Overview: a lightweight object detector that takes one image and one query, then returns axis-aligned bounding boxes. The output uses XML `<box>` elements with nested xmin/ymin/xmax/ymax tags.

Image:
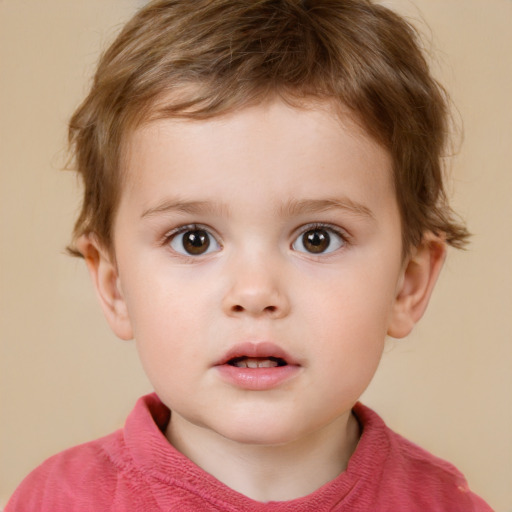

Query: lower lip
<box><xmin>215</xmin><ymin>364</ymin><xmax>301</xmax><ymax>391</ymax></box>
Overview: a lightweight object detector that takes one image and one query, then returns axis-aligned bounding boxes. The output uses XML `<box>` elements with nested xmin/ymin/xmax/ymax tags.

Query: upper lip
<box><xmin>215</xmin><ymin>342</ymin><xmax>299</xmax><ymax>366</ymax></box>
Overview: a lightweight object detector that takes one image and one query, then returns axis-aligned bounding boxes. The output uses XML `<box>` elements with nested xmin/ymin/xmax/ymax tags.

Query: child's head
<box><xmin>68</xmin><ymin>0</ymin><xmax>468</xmax><ymax>259</ymax></box>
<box><xmin>70</xmin><ymin>0</ymin><xmax>467</xmax><ymax>450</ymax></box>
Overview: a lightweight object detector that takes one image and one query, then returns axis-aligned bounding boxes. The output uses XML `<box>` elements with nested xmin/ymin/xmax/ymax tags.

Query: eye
<box><xmin>168</xmin><ymin>226</ymin><xmax>221</xmax><ymax>256</ymax></box>
<box><xmin>292</xmin><ymin>226</ymin><xmax>345</xmax><ymax>254</ymax></box>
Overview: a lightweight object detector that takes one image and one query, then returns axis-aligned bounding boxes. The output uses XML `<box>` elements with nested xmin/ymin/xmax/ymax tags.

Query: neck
<box><xmin>166</xmin><ymin>411</ymin><xmax>361</xmax><ymax>502</ymax></box>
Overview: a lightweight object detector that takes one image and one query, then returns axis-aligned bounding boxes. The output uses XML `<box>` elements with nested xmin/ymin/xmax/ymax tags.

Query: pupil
<box><xmin>183</xmin><ymin>230</ymin><xmax>210</xmax><ymax>255</ymax></box>
<box><xmin>304</xmin><ymin>229</ymin><xmax>330</xmax><ymax>253</ymax></box>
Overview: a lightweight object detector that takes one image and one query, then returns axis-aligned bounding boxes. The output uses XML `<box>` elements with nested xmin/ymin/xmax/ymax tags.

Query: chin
<box><xmin>215</xmin><ymin>416</ymin><xmax>305</xmax><ymax>447</ymax></box>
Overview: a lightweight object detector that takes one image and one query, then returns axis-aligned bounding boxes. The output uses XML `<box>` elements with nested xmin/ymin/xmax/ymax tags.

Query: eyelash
<box><xmin>162</xmin><ymin>223</ymin><xmax>221</xmax><ymax>250</ymax></box>
<box><xmin>161</xmin><ymin>222</ymin><xmax>350</xmax><ymax>257</ymax></box>
<box><xmin>293</xmin><ymin>223</ymin><xmax>350</xmax><ymax>254</ymax></box>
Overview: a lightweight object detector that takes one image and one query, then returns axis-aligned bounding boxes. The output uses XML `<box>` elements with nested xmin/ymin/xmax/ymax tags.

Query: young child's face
<box><xmin>96</xmin><ymin>98</ymin><xmax>422</xmax><ymax>446</ymax></box>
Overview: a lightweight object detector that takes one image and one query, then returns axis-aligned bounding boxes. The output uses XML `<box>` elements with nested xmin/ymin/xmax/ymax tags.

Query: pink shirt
<box><xmin>6</xmin><ymin>394</ymin><xmax>492</xmax><ymax>511</ymax></box>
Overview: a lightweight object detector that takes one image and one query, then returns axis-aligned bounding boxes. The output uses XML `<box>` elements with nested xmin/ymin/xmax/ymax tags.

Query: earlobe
<box><xmin>387</xmin><ymin>234</ymin><xmax>446</xmax><ymax>339</ymax></box>
<box><xmin>76</xmin><ymin>234</ymin><xmax>133</xmax><ymax>341</ymax></box>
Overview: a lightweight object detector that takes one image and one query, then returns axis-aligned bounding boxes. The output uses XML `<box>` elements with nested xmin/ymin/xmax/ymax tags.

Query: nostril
<box><xmin>230</xmin><ymin>304</ymin><xmax>278</xmax><ymax>314</ymax></box>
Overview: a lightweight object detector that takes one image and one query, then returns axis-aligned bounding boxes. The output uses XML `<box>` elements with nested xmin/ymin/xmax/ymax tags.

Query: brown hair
<box><xmin>68</xmin><ymin>0</ymin><xmax>469</xmax><ymax>256</ymax></box>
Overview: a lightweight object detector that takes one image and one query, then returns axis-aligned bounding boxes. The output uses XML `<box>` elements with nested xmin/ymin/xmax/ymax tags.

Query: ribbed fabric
<box><xmin>6</xmin><ymin>393</ymin><xmax>492</xmax><ymax>511</ymax></box>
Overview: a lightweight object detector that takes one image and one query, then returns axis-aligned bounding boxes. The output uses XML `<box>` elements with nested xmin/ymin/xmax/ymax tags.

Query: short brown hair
<box><xmin>68</xmin><ymin>0</ymin><xmax>469</xmax><ymax>256</ymax></box>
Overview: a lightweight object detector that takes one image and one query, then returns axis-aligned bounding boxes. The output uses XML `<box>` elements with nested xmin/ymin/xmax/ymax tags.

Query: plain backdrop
<box><xmin>1</xmin><ymin>0</ymin><xmax>511</xmax><ymax>510</ymax></box>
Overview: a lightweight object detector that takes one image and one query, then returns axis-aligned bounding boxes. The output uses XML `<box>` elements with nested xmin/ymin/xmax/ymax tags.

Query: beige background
<box><xmin>1</xmin><ymin>0</ymin><xmax>510</xmax><ymax>510</ymax></box>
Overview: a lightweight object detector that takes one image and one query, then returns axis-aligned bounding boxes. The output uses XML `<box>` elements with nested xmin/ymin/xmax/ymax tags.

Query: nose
<box><xmin>222</xmin><ymin>253</ymin><xmax>290</xmax><ymax>319</ymax></box>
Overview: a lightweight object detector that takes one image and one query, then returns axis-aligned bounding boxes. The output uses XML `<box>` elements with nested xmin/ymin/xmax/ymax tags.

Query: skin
<box><xmin>79</xmin><ymin>98</ymin><xmax>445</xmax><ymax>502</ymax></box>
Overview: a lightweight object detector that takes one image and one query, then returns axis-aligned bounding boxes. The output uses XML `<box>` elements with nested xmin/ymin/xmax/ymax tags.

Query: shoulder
<box><xmin>352</xmin><ymin>403</ymin><xmax>493</xmax><ymax>511</ymax></box>
<box><xmin>5</xmin><ymin>429</ymin><xmax>126</xmax><ymax>511</ymax></box>
<box><xmin>4</xmin><ymin>394</ymin><xmax>179</xmax><ymax>512</ymax></box>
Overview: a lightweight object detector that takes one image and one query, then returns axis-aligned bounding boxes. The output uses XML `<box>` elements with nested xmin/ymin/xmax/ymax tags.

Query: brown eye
<box><xmin>183</xmin><ymin>230</ymin><xmax>210</xmax><ymax>254</ymax></box>
<box><xmin>169</xmin><ymin>227</ymin><xmax>220</xmax><ymax>256</ymax></box>
<box><xmin>303</xmin><ymin>229</ymin><xmax>330</xmax><ymax>253</ymax></box>
<box><xmin>292</xmin><ymin>226</ymin><xmax>345</xmax><ymax>254</ymax></box>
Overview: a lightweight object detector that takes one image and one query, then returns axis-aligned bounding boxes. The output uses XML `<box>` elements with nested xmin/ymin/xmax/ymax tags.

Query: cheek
<box><xmin>122</xmin><ymin>275</ymin><xmax>196</xmax><ymax>357</ymax></box>
<box><xmin>303</xmin><ymin>261</ymin><xmax>399</xmax><ymax>373</ymax></box>
<box><xmin>306</xmin><ymin>259</ymin><xmax>399</xmax><ymax>333</ymax></box>
<box><xmin>122</xmin><ymin>265</ymin><xmax>224</xmax><ymax>376</ymax></box>
<box><xmin>122</xmin><ymin>260</ymin><xmax>207</xmax><ymax>330</ymax></box>
<box><xmin>311</xmin><ymin>297</ymin><xmax>387</xmax><ymax>407</ymax></box>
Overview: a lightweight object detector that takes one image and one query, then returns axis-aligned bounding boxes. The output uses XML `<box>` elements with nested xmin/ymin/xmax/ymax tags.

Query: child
<box><xmin>5</xmin><ymin>0</ymin><xmax>493</xmax><ymax>510</ymax></box>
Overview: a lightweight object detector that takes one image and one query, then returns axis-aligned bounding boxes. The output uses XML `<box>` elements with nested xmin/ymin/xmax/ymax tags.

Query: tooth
<box><xmin>259</xmin><ymin>359</ymin><xmax>278</xmax><ymax>368</ymax></box>
<box><xmin>232</xmin><ymin>358</ymin><xmax>280</xmax><ymax>369</ymax></box>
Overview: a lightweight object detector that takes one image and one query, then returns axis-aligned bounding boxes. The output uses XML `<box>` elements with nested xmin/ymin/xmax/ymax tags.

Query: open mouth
<box><xmin>216</xmin><ymin>343</ymin><xmax>300</xmax><ymax>390</ymax></box>
<box><xmin>227</xmin><ymin>356</ymin><xmax>288</xmax><ymax>368</ymax></box>
<box><xmin>215</xmin><ymin>342</ymin><xmax>298</xmax><ymax>370</ymax></box>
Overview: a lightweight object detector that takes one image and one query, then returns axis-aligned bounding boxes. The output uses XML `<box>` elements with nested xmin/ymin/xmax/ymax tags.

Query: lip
<box><xmin>214</xmin><ymin>342</ymin><xmax>301</xmax><ymax>391</ymax></box>
<box><xmin>215</xmin><ymin>342</ymin><xmax>299</xmax><ymax>366</ymax></box>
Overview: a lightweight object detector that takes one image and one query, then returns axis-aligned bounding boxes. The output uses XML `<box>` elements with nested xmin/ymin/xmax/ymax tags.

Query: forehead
<box><xmin>123</xmin><ymin>92</ymin><xmax>385</xmax><ymax>162</ymax></box>
<box><xmin>119</xmin><ymin>97</ymin><xmax>395</xmax><ymax>217</ymax></box>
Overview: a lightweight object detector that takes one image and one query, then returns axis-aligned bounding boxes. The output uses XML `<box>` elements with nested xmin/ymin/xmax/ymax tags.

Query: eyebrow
<box><xmin>141</xmin><ymin>199</ymin><xmax>229</xmax><ymax>219</ymax></box>
<box><xmin>278</xmin><ymin>198</ymin><xmax>375</xmax><ymax>220</ymax></box>
<box><xmin>141</xmin><ymin>197</ymin><xmax>374</xmax><ymax>221</ymax></box>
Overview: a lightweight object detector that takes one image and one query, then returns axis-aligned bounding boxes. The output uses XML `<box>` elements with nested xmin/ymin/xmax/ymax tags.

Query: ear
<box><xmin>387</xmin><ymin>234</ymin><xmax>446</xmax><ymax>339</ymax></box>
<box><xmin>76</xmin><ymin>234</ymin><xmax>133</xmax><ymax>341</ymax></box>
